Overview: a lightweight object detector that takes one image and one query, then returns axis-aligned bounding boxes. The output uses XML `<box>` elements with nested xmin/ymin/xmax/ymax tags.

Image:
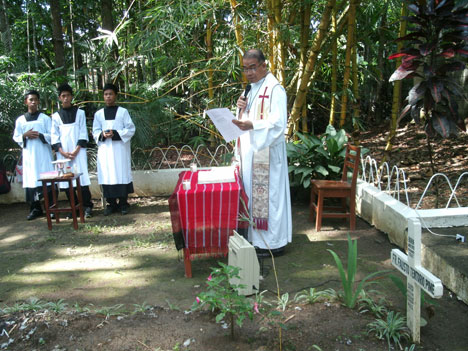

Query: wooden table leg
<box><xmin>75</xmin><ymin>178</ymin><xmax>84</xmax><ymax>223</ymax></box>
<box><xmin>50</xmin><ymin>181</ymin><xmax>59</xmax><ymax>223</ymax></box>
<box><xmin>42</xmin><ymin>181</ymin><xmax>52</xmax><ymax>230</ymax></box>
<box><xmin>183</xmin><ymin>248</ymin><xmax>192</xmax><ymax>278</ymax></box>
<box><xmin>68</xmin><ymin>180</ymin><xmax>78</xmax><ymax>230</ymax></box>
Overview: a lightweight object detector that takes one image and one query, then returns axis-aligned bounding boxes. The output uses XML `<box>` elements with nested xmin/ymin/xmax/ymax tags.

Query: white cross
<box><xmin>390</xmin><ymin>217</ymin><xmax>443</xmax><ymax>343</ymax></box>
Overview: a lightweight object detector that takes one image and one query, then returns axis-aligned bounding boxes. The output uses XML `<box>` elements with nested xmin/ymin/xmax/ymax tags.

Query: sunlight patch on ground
<box><xmin>21</xmin><ymin>256</ymin><xmax>140</xmax><ymax>273</ymax></box>
<box><xmin>0</xmin><ymin>233</ymin><xmax>28</xmax><ymax>247</ymax></box>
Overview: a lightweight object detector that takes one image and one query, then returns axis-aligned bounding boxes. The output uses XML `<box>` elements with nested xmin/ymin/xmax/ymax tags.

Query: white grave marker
<box><xmin>390</xmin><ymin>217</ymin><xmax>443</xmax><ymax>343</ymax></box>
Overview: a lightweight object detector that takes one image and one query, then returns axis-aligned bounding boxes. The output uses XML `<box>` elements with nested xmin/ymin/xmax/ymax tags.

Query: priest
<box><xmin>92</xmin><ymin>83</ymin><xmax>136</xmax><ymax>215</ymax></box>
<box><xmin>232</xmin><ymin>49</ymin><xmax>292</xmax><ymax>255</ymax></box>
<box><xmin>12</xmin><ymin>90</ymin><xmax>54</xmax><ymax>220</ymax></box>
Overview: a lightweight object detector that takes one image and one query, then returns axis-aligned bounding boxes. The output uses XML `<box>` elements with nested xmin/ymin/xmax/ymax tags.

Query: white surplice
<box><xmin>13</xmin><ymin>113</ymin><xmax>54</xmax><ymax>188</ymax></box>
<box><xmin>51</xmin><ymin>108</ymin><xmax>91</xmax><ymax>188</ymax></box>
<box><xmin>92</xmin><ymin>107</ymin><xmax>135</xmax><ymax>185</ymax></box>
<box><xmin>237</xmin><ymin>73</ymin><xmax>292</xmax><ymax>250</ymax></box>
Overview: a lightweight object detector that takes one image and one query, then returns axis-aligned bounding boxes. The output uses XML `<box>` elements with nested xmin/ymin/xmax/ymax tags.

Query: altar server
<box><xmin>92</xmin><ymin>83</ymin><xmax>135</xmax><ymax>215</ymax></box>
<box><xmin>232</xmin><ymin>49</ymin><xmax>292</xmax><ymax>255</ymax></box>
<box><xmin>51</xmin><ymin>83</ymin><xmax>93</xmax><ymax>218</ymax></box>
<box><xmin>13</xmin><ymin>90</ymin><xmax>54</xmax><ymax>220</ymax></box>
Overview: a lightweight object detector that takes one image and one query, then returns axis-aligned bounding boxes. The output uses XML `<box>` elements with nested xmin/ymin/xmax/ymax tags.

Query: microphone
<box><xmin>238</xmin><ymin>84</ymin><xmax>252</xmax><ymax>118</ymax></box>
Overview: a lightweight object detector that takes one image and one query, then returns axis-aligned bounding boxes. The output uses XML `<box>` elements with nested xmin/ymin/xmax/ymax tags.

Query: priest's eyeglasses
<box><xmin>242</xmin><ymin>65</ymin><xmax>259</xmax><ymax>73</ymax></box>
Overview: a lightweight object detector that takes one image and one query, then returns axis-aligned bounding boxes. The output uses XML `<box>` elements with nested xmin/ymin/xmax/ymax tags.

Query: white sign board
<box><xmin>391</xmin><ymin>249</ymin><xmax>443</xmax><ymax>298</ymax></box>
<box><xmin>390</xmin><ymin>217</ymin><xmax>443</xmax><ymax>343</ymax></box>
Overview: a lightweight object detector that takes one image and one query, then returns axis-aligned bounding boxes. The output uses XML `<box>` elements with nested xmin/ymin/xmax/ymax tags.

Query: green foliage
<box><xmin>388</xmin><ymin>0</ymin><xmax>468</xmax><ymax>138</ymax></box>
<box><xmin>191</xmin><ymin>262</ymin><xmax>255</xmax><ymax>339</ymax></box>
<box><xmin>277</xmin><ymin>292</ymin><xmax>290</xmax><ymax>312</ymax></box>
<box><xmin>94</xmin><ymin>304</ymin><xmax>125</xmax><ymax>318</ymax></box>
<box><xmin>327</xmin><ymin>234</ymin><xmax>387</xmax><ymax>309</ymax></box>
<box><xmin>22</xmin><ymin>297</ymin><xmax>46</xmax><ymax>311</ymax></box>
<box><xmin>294</xmin><ymin>288</ymin><xmax>334</xmax><ymax>304</ymax></box>
<box><xmin>388</xmin><ymin>274</ymin><xmax>437</xmax><ymax>326</ymax></box>
<box><xmin>72</xmin><ymin>302</ymin><xmax>91</xmax><ymax>314</ymax></box>
<box><xmin>2</xmin><ymin>302</ymin><xmax>25</xmax><ymax>314</ymax></box>
<box><xmin>357</xmin><ymin>290</ymin><xmax>388</xmax><ymax>318</ymax></box>
<box><xmin>287</xmin><ymin>125</ymin><xmax>348</xmax><ymax>188</ymax></box>
<box><xmin>46</xmin><ymin>299</ymin><xmax>68</xmax><ymax>313</ymax></box>
<box><xmin>132</xmin><ymin>301</ymin><xmax>152</xmax><ymax>314</ymax></box>
<box><xmin>367</xmin><ymin>311</ymin><xmax>410</xmax><ymax>350</ymax></box>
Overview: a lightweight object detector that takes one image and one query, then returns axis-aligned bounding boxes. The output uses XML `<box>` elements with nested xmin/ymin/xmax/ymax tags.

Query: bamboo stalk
<box><xmin>288</xmin><ymin>0</ymin><xmax>336</xmax><ymax>136</ymax></box>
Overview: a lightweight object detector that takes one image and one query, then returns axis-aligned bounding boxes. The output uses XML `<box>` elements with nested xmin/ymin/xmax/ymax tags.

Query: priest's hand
<box><xmin>24</xmin><ymin>129</ymin><xmax>39</xmax><ymax>139</ymax></box>
<box><xmin>232</xmin><ymin>119</ymin><xmax>253</xmax><ymax>131</ymax></box>
<box><xmin>236</xmin><ymin>95</ymin><xmax>248</xmax><ymax>111</ymax></box>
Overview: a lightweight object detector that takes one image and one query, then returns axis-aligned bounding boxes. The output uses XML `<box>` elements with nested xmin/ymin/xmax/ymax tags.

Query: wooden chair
<box><xmin>309</xmin><ymin>144</ymin><xmax>361</xmax><ymax>231</ymax></box>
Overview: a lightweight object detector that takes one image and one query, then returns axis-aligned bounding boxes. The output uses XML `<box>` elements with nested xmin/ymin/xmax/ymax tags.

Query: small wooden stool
<box><xmin>41</xmin><ymin>174</ymin><xmax>84</xmax><ymax>230</ymax></box>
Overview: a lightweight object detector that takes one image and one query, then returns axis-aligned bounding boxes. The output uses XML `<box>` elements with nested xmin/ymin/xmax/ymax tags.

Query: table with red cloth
<box><xmin>169</xmin><ymin>168</ymin><xmax>249</xmax><ymax>278</ymax></box>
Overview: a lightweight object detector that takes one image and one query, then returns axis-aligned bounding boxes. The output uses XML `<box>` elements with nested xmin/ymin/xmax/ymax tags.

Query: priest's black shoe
<box><xmin>255</xmin><ymin>246</ymin><xmax>285</xmax><ymax>258</ymax></box>
<box><xmin>27</xmin><ymin>209</ymin><xmax>43</xmax><ymax>220</ymax></box>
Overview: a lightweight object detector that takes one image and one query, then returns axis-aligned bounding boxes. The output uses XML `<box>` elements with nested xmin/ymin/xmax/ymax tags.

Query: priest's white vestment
<box><xmin>237</xmin><ymin>72</ymin><xmax>292</xmax><ymax>250</ymax></box>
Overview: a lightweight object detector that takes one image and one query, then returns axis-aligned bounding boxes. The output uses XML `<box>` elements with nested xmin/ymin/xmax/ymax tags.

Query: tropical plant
<box><xmin>22</xmin><ymin>297</ymin><xmax>46</xmax><ymax>311</ymax></box>
<box><xmin>132</xmin><ymin>301</ymin><xmax>152</xmax><ymax>314</ymax></box>
<box><xmin>94</xmin><ymin>304</ymin><xmax>125</xmax><ymax>319</ymax></box>
<box><xmin>277</xmin><ymin>292</ymin><xmax>290</xmax><ymax>312</ymax></box>
<box><xmin>327</xmin><ymin>234</ymin><xmax>388</xmax><ymax>308</ymax></box>
<box><xmin>287</xmin><ymin>125</ymin><xmax>349</xmax><ymax>188</ymax></box>
<box><xmin>389</xmin><ymin>274</ymin><xmax>437</xmax><ymax>326</ymax></box>
<box><xmin>294</xmin><ymin>287</ymin><xmax>334</xmax><ymax>304</ymax></box>
<box><xmin>46</xmin><ymin>299</ymin><xmax>68</xmax><ymax>313</ymax></box>
<box><xmin>367</xmin><ymin>311</ymin><xmax>410</xmax><ymax>350</ymax></box>
<box><xmin>388</xmin><ymin>0</ymin><xmax>468</xmax><ymax>138</ymax></box>
<box><xmin>358</xmin><ymin>290</ymin><xmax>389</xmax><ymax>318</ymax></box>
<box><xmin>191</xmin><ymin>262</ymin><xmax>255</xmax><ymax>339</ymax></box>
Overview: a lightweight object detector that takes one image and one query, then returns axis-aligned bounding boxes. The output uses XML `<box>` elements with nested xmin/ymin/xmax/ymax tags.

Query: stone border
<box><xmin>356</xmin><ymin>179</ymin><xmax>468</xmax><ymax>305</ymax></box>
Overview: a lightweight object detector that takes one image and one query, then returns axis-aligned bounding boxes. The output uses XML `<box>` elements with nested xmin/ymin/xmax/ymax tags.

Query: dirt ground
<box><xmin>1</xmin><ymin>123</ymin><xmax>467</xmax><ymax>351</ymax></box>
<box><xmin>0</xmin><ymin>197</ymin><xmax>467</xmax><ymax>351</ymax></box>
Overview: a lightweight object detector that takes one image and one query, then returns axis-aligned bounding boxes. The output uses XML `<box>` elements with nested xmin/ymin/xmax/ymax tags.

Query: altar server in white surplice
<box><xmin>13</xmin><ymin>90</ymin><xmax>54</xmax><ymax>220</ymax></box>
<box><xmin>51</xmin><ymin>83</ymin><xmax>93</xmax><ymax>218</ymax></box>
<box><xmin>232</xmin><ymin>49</ymin><xmax>292</xmax><ymax>255</ymax></box>
<box><xmin>92</xmin><ymin>83</ymin><xmax>135</xmax><ymax>216</ymax></box>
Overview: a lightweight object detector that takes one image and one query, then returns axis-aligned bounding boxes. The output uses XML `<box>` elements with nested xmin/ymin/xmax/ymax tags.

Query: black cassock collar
<box><xmin>104</xmin><ymin>106</ymin><xmax>119</xmax><ymax>120</ymax></box>
<box><xmin>58</xmin><ymin>106</ymin><xmax>78</xmax><ymax>124</ymax></box>
<box><xmin>25</xmin><ymin>111</ymin><xmax>40</xmax><ymax>121</ymax></box>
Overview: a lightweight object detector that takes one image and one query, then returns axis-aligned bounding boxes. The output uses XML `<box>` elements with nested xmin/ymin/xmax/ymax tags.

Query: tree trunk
<box><xmin>299</xmin><ymin>2</ymin><xmax>312</xmax><ymax>134</ymax></box>
<box><xmin>229</xmin><ymin>0</ymin><xmax>246</xmax><ymax>78</ymax></box>
<box><xmin>69</xmin><ymin>0</ymin><xmax>77</xmax><ymax>86</ymax></box>
<box><xmin>288</xmin><ymin>0</ymin><xmax>336</xmax><ymax>136</ymax></box>
<box><xmin>101</xmin><ymin>0</ymin><xmax>119</xmax><ymax>85</ymax></box>
<box><xmin>338</xmin><ymin>0</ymin><xmax>359</xmax><ymax>128</ymax></box>
<box><xmin>351</xmin><ymin>32</ymin><xmax>360</xmax><ymax>143</ymax></box>
<box><xmin>0</xmin><ymin>0</ymin><xmax>12</xmax><ymax>52</ymax></box>
<box><xmin>49</xmin><ymin>0</ymin><xmax>66</xmax><ymax>75</ymax></box>
<box><xmin>101</xmin><ymin>0</ymin><xmax>114</xmax><ymax>33</ymax></box>
<box><xmin>383</xmin><ymin>4</ymin><xmax>408</xmax><ymax>163</ymax></box>
<box><xmin>329</xmin><ymin>4</ymin><xmax>338</xmax><ymax>126</ymax></box>
<box><xmin>373</xmin><ymin>1</ymin><xmax>388</xmax><ymax>124</ymax></box>
<box><xmin>266</xmin><ymin>0</ymin><xmax>276</xmax><ymax>76</ymax></box>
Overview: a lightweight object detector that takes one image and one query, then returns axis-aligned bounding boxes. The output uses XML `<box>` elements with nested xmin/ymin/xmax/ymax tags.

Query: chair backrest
<box><xmin>341</xmin><ymin>144</ymin><xmax>361</xmax><ymax>191</ymax></box>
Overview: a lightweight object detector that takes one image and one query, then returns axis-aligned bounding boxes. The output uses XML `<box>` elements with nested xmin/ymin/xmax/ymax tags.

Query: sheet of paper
<box><xmin>205</xmin><ymin>108</ymin><xmax>247</xmax><ymax>143</ymax></box>
<box><xmin>198</xmin><ymin>166</ymin><xmax>236</xmax><ymax>184</ymax></box>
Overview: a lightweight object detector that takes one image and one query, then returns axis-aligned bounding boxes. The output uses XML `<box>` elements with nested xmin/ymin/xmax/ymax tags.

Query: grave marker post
<box><xmin>390</xmin><ymin>217</ymin><xmax>443</xmax><ymax>343</ymax></box>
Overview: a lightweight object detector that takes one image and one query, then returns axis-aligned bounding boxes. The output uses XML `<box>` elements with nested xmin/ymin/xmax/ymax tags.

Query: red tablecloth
<box><xmin>169</xmin><ymin>169</ymin><xmax>249</xmax><ymax>260</ymax></box>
